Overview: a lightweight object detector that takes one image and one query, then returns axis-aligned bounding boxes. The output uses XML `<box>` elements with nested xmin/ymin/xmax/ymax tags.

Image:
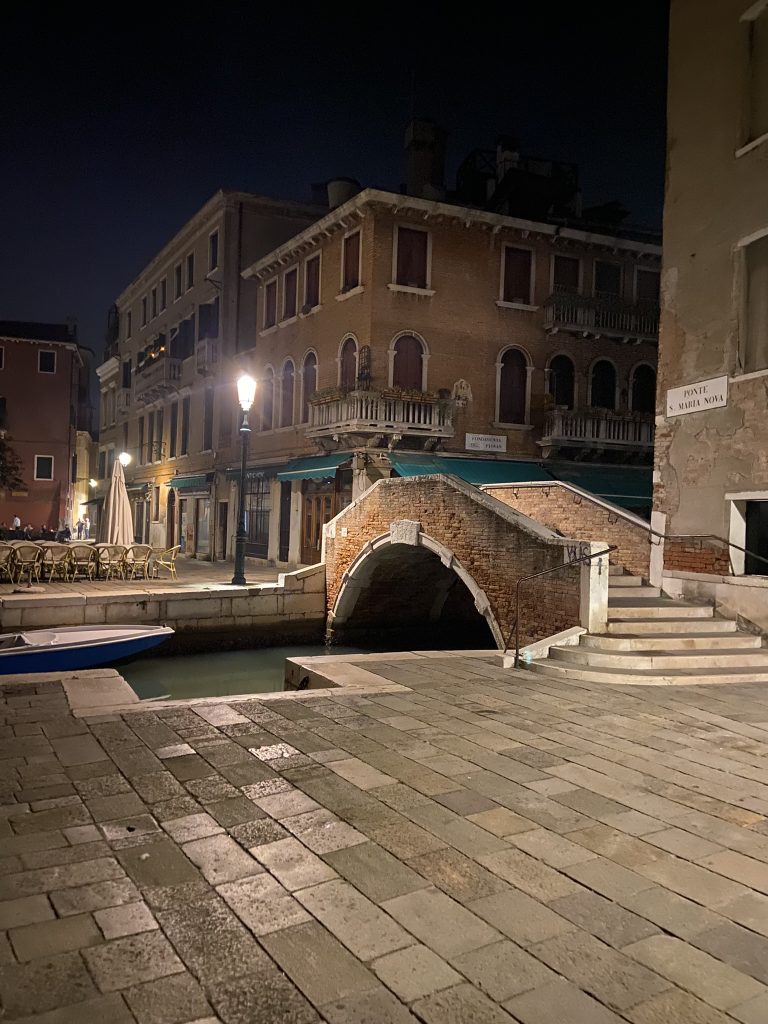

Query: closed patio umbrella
<box><xmin>100</xmin><ymin>459</ymin><xmax>133</xmax><ymax>546</ymax></box>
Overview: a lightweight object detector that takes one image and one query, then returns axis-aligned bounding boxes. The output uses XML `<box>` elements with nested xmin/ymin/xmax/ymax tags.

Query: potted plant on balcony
<box><xmin>309</xmin><ymin>386</ymin><xmax>348</xmax><ymax>405</ymax></box>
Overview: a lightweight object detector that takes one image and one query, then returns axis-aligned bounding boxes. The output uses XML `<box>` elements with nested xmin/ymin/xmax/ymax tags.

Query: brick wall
<box><xmin>484</xmin><ymin>482</ymin><xmax>651</xmax><ymax>579</ymax></box>
<box><xmin>663</xmin><ymin>540</ymin><xmax>730</xmax><ymax>576</ymax></box>
<box><xmin>324</xmin><ymin>475</ymin><xmax>581</xmax><ymax>648</ymax></box>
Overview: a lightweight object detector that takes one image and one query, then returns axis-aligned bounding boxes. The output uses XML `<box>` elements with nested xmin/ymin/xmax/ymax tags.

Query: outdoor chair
<box><xmin>12</xmin><ymin>544</ymin><xmax>42</xmax><ymax>584</ymax></box>
<box><xmin>151</xmin><ymin>544</ymin><xmax>180</xmax><ymax>580</ymax></box>
<box><xmin>125</xmin><ymin>544</ymin><xmax>153</xmax><ymax>580</ymax></box>
<box><xmin>98</xmin><ymin>545</ymin><xmax>127</xmax><ymax>580</ymax></box>
<box><xmin>70</xmin><ymin>544</ymin><xmax>98</xmax><ymax>581</ymax></box>
<box><xmin>0</xmin><ymin>545</ymin><xmax>14</xmax><ymax>584</ymax></box>
<box><xmin>41</xmin><ymin>543</ymin><xmax>72</xmax><ymax>582</ymax></box>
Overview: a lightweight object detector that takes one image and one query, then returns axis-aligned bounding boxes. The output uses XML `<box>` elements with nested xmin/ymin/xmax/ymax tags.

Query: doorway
<box><xmin>300</xmin><ymin>472</ymin><xmax>352</xmax><ymax>565</ymax></box>
<box><xmin>278</xmin><ymin>482</ymin><xmax>291</xmax><ymax>563</ymax></box>
<box><xmin>745</xmin><ymin>501</ymin><xmax>768</xmax><ymax>575</ymax></box>
<box><xmin>217</xmin><ymin>501</ymin><xmax>228</xmax><ymax>560</ymax></box>
<box><xmin>196</xmin><ymin>498</ymin><xmax>210</xmax><ymax>557</ymax></box>
<box><xmin>166</xmin><ymin>490</ymin><xmax>176</xmax><ymax>548</ymax></box>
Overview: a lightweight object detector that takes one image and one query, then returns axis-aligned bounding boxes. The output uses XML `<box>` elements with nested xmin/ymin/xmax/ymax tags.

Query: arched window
<box><xmin>261</xmin><ymin>368</ymin><xmax>274</xmax><ymax>430</ymax></box>
<box><xmin>590</xmin><ymin>360</ymin><xmax>616</xmax><ymax>410</ymax></box>
<box><xmin>340</xmin><ymin>337</ymin><xmax>357</xmax><ymax>390</ymax></box>
<box><xmin>280</xmin><ymin>360</ymin><xmax>294</xmax><ymax>427</ymax></box>
<box><xmin>301</xmin><ymin>352</ymin><xmax>317</xmax><ymax>423</ymax></box>
<box><xmin>498</xmin><ymin>348</ymin><xmax>528</xmax><ymax>424</ymax></box>
<box><xmin>631</xmin><ymin>364</ymin><xmax>656</xmax><ymax>414</ymax></box>
<box><xmin>392</xmin><ymin>334</ymin><xmax>424</xmax><ymax>390</ymax></box>
<box><xmin>548</xmin><ymin>355</ymin><xmax>575</xmax><ymax>410</ymax></box>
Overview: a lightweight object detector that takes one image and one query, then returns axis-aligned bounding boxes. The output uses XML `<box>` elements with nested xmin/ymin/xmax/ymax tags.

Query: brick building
<box><xmin>94</xmin><ymin>190</ymin><xmax>320</xmax><ymax>554</ymax></box>
<box><xmin>653</xmin><ymin>0</ymin><xmax>768</xmax><ymax>629</ymax></box>
<box><xmin>0</xmin><ymin>322</ymin><xmax>94</xmax><ymax>531</ymax></box>
<box><xmin>236</xmin><ymin>176</ymin><xmax>660</xmax><ymax>567</ymax></box>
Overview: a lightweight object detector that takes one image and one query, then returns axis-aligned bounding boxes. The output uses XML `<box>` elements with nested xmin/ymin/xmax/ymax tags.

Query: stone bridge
<box><xmin>323</xmin><ymin>475</ymin><xmax>600</xmax><ymax>651</ymax></box>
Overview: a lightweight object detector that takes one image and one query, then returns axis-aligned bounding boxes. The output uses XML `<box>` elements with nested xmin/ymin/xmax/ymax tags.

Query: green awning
<box><xmin>168</xmin><ymin>474</ymin><xmax>212</xmax><ymax>491</ymax></box>
<box><xmin>224</xmin><ymin>464</ymin><xmax>285</xmax><ymax>481</ymax></box>
<box><xmin>277</xmin><ymin>453</ymin><xmax>350</xmax><ymax>481</ymax></box>
<box><xmin>547</xmin><ymin>464</ymin><xmax>652</xmax><ymax>511</ymax></box>
<box><xmin>389</xmin><ymin>454</ymin><xmax>555</xmax><ymax>486</ymax></box>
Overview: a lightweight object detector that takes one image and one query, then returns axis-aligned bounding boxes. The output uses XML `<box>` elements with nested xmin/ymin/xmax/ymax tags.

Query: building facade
<box><xmin>237</xmin><ymin>187</ymin><xmax>660</xmax><ymax>567</ymax></box>
<box><xmin>0</xmin><ymin>321</ymin><xmax>94</xmax><ymax>531</ymax></box>
<box><xmin>653</xmin><ymin>0</ymin><xmax>768</xmax><ymax>627</ymax></box>
<box><xmin>95</xmin><ymin>190</ymin><xmax>320</xmax><ymax>553</ymax></box>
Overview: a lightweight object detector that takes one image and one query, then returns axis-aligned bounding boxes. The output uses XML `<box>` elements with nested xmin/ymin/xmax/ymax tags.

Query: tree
<box><xmin>0</xmin><ymin>436</ymin><xmax>25</xmax><ymax>491</ymax></box>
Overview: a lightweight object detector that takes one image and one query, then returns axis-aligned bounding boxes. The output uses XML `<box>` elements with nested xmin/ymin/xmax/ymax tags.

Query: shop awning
<box><xmin>547</xmin><ymin>464</ymin><xmax>652</xmax><ymax>511</ymax></box>
<box><xmin>168</xmin><ymin>474</ymin><xmax>213</xmax><ymax>491</ymax></box>
<box><xmin>277</xmin><ymin>453</ymin><xmax>350</xmax><ymax>481</ymax></box>
<box><xmin>389</xmin><ymin>454</ymin><xmax>555</xmax><ymax>486</ymax></box>
<box><xmin>81</xmin><ymin>496</ymin><xmax>104</xmax><ymax>506</ymax></box>
<box><xmin>126</xmin><ymin>484</ymin><xmax>149</xmax><ymax>496</ymax></box>
<box><xmin>225</xmin><ymin>464</ymin><xmax>285</xmax><ymax>481</ymax></box>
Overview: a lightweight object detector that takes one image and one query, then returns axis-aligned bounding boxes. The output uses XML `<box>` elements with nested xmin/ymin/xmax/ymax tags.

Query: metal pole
<box><xmin>231</xmin><ymin>413</ymin><xmax>251</xmax><ymax>586</ymax></box>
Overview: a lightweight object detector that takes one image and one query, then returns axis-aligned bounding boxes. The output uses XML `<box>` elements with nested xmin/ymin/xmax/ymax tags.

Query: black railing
<box><xmin>649</xmin><ymin>531</ymin><xmax>768</xmax><ymax>575</ymax></box>
<box><xmin>504</xmin><ymin>546</ymin><xmax>616</xmax><ymax>668</ymax></box>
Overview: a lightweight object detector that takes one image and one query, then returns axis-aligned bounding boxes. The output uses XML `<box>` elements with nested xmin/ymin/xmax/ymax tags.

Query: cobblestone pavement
<box><xmin>2</xmin><ymin>658</ymin><xmax>768</xmax><ymax>1022</ymax></box>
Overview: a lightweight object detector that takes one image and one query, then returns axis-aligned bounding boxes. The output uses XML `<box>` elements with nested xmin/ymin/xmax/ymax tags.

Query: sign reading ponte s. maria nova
<box><xmin>465</xmin><ymin>433</ymin><xmax>507</xmax><ymax>452</ymax></box>
<box><xmin>665</xmin><ymin>375</ymin><xmax>728</xmax><ymax>418</ymax></box>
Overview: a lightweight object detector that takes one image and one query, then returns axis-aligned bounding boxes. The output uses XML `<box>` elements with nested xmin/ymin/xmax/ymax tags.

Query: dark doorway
<box><xmin>217</xmin><ymin>501</ymin><xmax>228</xmax><ymax>561</ymax></box>
<box><xmin>166</xmin><ymin>489</ymin><xmax>176</xmax><ymax>547</ymax></box>
<box><xmin>745</xmin><ymin>501</ymin><xmax>768</xmax><ymax>575</ymax></box>
<box><xmin>279</xmin><ymin>482</ymin><xmax>291</xmax><ymax>563</ymax></box>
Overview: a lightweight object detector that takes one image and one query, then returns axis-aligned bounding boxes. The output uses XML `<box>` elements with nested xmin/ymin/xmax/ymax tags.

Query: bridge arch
<box><xmin>329</xmin><ymin>523</ymin><xmax>502</xmax><ymax>649</ymax></box>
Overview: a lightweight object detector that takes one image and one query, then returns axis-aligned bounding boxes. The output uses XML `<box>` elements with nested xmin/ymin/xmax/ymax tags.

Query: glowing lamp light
<box><xmin>88</xmin><ymin>479</ymin><xmax>98</xmax><ymax>488</ymax></box>
<box><xmin>237</xmin><ymin>374</ymin><xmax>257</xmax><ymax>412</ymax></box>
<box><xmin>118</xmin><ymin>451</ymin><xmax>132</xmax><ymax>467</ymax></box>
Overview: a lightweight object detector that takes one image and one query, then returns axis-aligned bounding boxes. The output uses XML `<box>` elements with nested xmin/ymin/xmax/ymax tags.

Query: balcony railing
<box><xmin>544</xmin><ymin>293</ymin><xmax>659</xmax><ymax>341</ymax></box>
<box><xmin>116</xmin><ymin>390</ymin><xmax>132</xmax><ymax>417</ymax></box>
<box><xmin>307</xmin><ymin>390</ymin><xmax>454</xmax><ymax>442</ymax></box>
<box><xmin>134</xmin><ymin>355</ymin><xmax>182</xmax><ymax>404</ymax></box>
<box><xmin>196</xmin><ymin>338</ymin><xmax>220</xmax><ymax>376</ymax></box>
<box><xmin>540</xmin><ymin>410</ymin><xmax>654</xmax><ymax>453</ymax></box>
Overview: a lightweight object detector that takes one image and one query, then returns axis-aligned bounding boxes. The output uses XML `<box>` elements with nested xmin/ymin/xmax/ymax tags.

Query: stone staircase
<box><xmin>529</xmin><ymin>564</ymin><xmax>768</xmax><ymax>685</ymax></box>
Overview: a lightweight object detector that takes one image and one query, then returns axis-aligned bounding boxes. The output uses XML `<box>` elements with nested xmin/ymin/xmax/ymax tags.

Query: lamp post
<box><xmin>232</xmin><ymin>374</ymin><xmax>257</xmax><ymax>586</ymax></box>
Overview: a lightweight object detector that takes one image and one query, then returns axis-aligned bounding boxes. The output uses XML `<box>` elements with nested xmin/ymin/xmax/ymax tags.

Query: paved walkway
<box><xmin>2</xmin><ymin>659</ymin><xmax>768</xmax><ymax>1022</ymax></box>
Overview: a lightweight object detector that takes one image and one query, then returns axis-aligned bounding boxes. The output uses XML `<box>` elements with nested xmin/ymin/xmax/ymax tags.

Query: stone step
<box><xmin>608</xmin><ymin>564</ymin><xmax>626</xmax><ymax>576</ymax></box>
<box><xmin>609</xmin><ymin>602</ymin><xmax>714</xmax><ymax>620</ymax></box>
<box><xmin>529</xmin><ymin>659</ymin><xmax>768</xmax><ymax>686</ymax></box>
<box><xmin>607</xmin><ymin>575</ymin><xmax>646</xmax><ymax>588</ymax></box>
<box><xmin>609</xmin><ymin>585</ymin><xmax>660</xmax><ymax>599</ymax></box>
<box><xmin>550</xmin><ymin>645</ymin><xmax>768</xmax><ymax>671</ymax></box>
<box><xmin>606</xmin><ymin>617</ymin><xmax>737</xmax><ymax>635</ymax></box>
<box><xmin>583</xmin><ymin>633</ymin><xmax>762</xmax><ymax>651</ymax></box>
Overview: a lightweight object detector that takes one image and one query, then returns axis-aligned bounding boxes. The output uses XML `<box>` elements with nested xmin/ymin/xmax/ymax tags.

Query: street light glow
<box><xmin>237</xmin><ymin>374</ymin><xmax>257</xmax><ymax>412</ymax></box>
<box><xmin>118</xmin><ymin>451</ymin><xmax>132</xmax><ymax>466</ymax></box>
<box><xmin>88</xmin><ymin>478</ymin><xmax>98</xmax><ymax>488</ymax></box>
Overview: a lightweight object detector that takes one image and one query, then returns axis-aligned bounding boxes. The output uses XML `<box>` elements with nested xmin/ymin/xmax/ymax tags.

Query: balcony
<box><xmin>134</xmin><ymin>355</ymin><xmax>182</xmax><ymax>404</ymax></box>
<box><xmin>307</xmin><ymin>389</ymin><xmax>454</xmax><ymax>449</ymax></box>
<box><xmin>539</xmin><ymin>410</ymin><xmax>654</xmax><ymax>461</ymax></box>
<box><xmin>116</xmin><ymin>390</ymin><xmax>132</xmax><ymax>417</ymax></box>
<box><xmin>196</xmin><ymin>337</ymin><xmax>220</xmax><ymax>377</ymax></box>
<box><xmin>543</xmin><ymin>292</ymin><xmax>659</xmax><ymax>343</ymax></box>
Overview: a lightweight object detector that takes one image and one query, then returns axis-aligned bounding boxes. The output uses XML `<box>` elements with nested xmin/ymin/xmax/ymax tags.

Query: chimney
<box><xmin>404</xmin><ymin>118</ymin><xmax>446</xmax><ymax>199</ymax></box>
<box><xmin>326</xmin><ymin>178</ymin><xmax>361</xmax><ymax>210</ymax></box>
<box><xmin>496</xmin><ymin>135</ymin><xmax>521</xmax><ymax>182</ymax></box>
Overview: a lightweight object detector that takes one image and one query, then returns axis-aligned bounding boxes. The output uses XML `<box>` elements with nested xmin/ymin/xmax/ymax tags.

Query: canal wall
<box><xmin>0</xmin><ymin>565</ymin><xmax>326</xmax><ymax>651</ymax></box>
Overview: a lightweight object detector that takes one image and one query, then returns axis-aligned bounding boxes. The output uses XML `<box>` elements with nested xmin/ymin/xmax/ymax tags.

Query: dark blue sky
<box><xmin>1</xmin><ymin>3</ymin><xmax>668</xmax><ymax>355</ymax></box>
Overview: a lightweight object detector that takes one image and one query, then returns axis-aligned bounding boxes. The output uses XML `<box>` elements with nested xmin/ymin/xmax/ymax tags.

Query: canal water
<box><xmin>120</xmin><ymin>645</ymin><xmax>370</xmax><ymax>701</ymax></box>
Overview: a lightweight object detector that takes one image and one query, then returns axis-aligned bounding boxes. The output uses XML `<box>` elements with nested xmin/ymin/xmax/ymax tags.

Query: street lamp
<box><xmin>118</xmin><ymin>451</ymin><xmax>132</xmax><ymax>467</ymax></box>
<box><xmin>232</xmin><ymin>374</ymin><xmax>257</xmax><ymax>586</ymax></box>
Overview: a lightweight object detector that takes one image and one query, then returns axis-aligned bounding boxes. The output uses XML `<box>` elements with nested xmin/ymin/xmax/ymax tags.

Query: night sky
<box><xmin>1</xmin><ymin>3</ymin><xmax>669</xmax><ymax>357</ymax></box>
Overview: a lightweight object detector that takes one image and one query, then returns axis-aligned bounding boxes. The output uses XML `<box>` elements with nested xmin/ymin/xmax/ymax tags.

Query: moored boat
<box><xmin>0</xmin><ymin>625</ymin><xmax>174</xmax><ymax>674</ymax></box>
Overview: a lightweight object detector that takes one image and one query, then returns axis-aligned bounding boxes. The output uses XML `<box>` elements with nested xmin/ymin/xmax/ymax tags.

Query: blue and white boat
<box><xmin>0</xmin><ymin>625</ymin><xmax>174</xmax><ymax>674</ymax></box>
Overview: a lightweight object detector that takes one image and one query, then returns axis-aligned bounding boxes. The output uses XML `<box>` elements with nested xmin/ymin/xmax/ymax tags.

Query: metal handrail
<box><xmin>646</xmin><ymin>530</ymin><xmax>768</xmax><ymax>575</ymax></box>
<box><xmin>504</xmin><ymin>546</ymin><xmax>616</xmax><ymax>667</ymax></box>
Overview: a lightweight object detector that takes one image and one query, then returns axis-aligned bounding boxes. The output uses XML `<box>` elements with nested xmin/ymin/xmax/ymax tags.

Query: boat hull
<box><xmin>0</xmin><ymin>629</ymin><xmax>172</xmax><ymax>675</ymax></box>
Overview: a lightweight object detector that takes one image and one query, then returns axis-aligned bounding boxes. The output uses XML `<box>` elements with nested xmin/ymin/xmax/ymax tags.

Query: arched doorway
<box><xmin>631</xmin><ymin>364</ymin><xmax>656</xmax><ymax>414</ymax></box>
<box><xmin>590</xmin><ymin>360</ymin><xmax>617</xmax><ymax>410</ymax></box>
<box><xmin>548</xmin><ymin>355</ymin><xmax>575</xmax><ymax>409</ymax></box>
<box><xmin>498</xmin><ymin>348</ymin><xmax>528</xmax><ymax>423</ymax></box>
<box><xmin>392</xmin><ymin>335</ymin><xmax>424</xmax><ymax>390</ymax></box>
<box><xmin>340</xmin><ymin>338</ymin><xmax>357</xmax><ymax>390</ymax></box>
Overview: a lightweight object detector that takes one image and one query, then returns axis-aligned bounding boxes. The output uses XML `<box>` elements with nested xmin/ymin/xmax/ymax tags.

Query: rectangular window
<box><xmin>218</xmin><ymin>398</ymin><xmax>233</xmax><ymax>448</ymax></box>
<box><xmin>552</xmin><ymin>254</ymin><xmax>580</xmax><ymax>293</ymax></box>
<box><xmin>38</xmin><ymin>350</ymin><xmax>56</xmax><ymax>373</ymax></box>
<box><xmin>123</xmin><ymin>422</ymin><xmax>128</xmax><ymax>451</ymax></box>
<box><xmin>141</xmin><ymin>296</ymin><xmax>148</xmax><ymax>326</ymax></box>
<box><xmin>747</xmin><ymin>8</ymin><xmax>768</xmax><ymax>143</ymax></box>
<box><xmin>264</xmin><ymin>279</ymin><xmax>277</xmax><ymax>328</ymax></box>
<box><xmin>156</xmin><ymin>409</ymin><xmax>164</xmax><ymax>460</ymax></box>
<box><xmin>153</xmin><ymin>486</ymin><xmax>160</xmax><ymax>522</ymax></box>
<box><xmin>244</xmin><ymin>476</ymin><xmax>271</xmax><ymax>558</ymax></box>
<box><xmin>126</xmin><ymin>312</ymin><xmax>132</xmax><ymax>339</ymax></box>
<box><xmin>744</xmin><ymin>232</ymin><xmax>768</xmax><ymax>373</ymax></box>
<box><xmin>209</xmin><ymin>231</ymin><xmax>219</xmax><ymax>271</ymax></box>
<box><xmin>502</xmin><ymin>246</ymin><xmax>533</xmax><ymax>304</ymax></box>
<box><xmin>594</xmin><ymin>260</ymin><xmax>622</xmax><ymax>298</ymax></box>
<box><xmin>186</xmin><ymin>253</ymin><xmax>194</xmax><ymax>290</ymax></box>
<box><xmin>138</xmin><ymin>417</ymin><xmax>145</xmax><ymax>464</ymax></box>
<box><xmin>283</xmin><ymin>268</ymin><xmax>298</xmax><ymax>319</ymax></box>
<box><xmin>147</xmin><ymin>411</ymin><xmax>155</xmax><ymax>463</ymax></box>
<box><xmin>151</xmin><ymin>287</ymin><xmax>158</xmax><ymax>319</ymax></box>
<box><xmin>107</xmin><ymin>449</ymin><xmax>115</xmax><ymax>476</ymax></box>
<box><xmin>169</xmin><ymin>402</ymin><xmax>178</xmax><ymax>457</ymax></box>
<box><xmin>160</xmin><ymin>278</ymin><xmax>167</xmax><ymax>311</ymax></box>
<box><xmin>395</xmin><ymin>227</ymin><xmax>429</xmax><ymax>289</ymax></box>
<box><xmin>98</xmin><ymin>450</ymin><xmax>106</xmax><ymax>480</ymax></box>
<box><xmin>34</xmin><ymin>455</ymin><xmax>53</xmax><ymax>480</ymax></box>
<box><xmin>121</xmin><ymin>359</ymin><xmax>132</xmax><ymax>389</ymax></box>
<box><xmin>181</xmin><ymin>396</ymin><xmax>190</xmax><ymax>455</ymax></box>
<box><xmin>636</xmin><ymin>268</ymin><xmax>660</xmax><ymax>303</ymax></box>
<box><xmin>203</xmin><ymin>387</ymin><xmax>214</xmax><ymax>451</ymax></box>
<box><xmin>304</xmin><ymin>255</ymin><xmax>320</xmax><ymax>309</ymax></box>
<box><xmin>342</xmin><ymin>231</ymin><xmax>361</xmax><ymax>290</ymax></box>
<box><xmin>174</xmin><ymin>263</ymin><xmax>182</xmax><ymax>299</ymax></box>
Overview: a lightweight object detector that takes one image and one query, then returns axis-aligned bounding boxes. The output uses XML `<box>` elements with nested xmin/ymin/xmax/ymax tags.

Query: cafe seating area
<box><xmin>0</xmin><ymin>541</ymin><xmax>181</xmax><ymax>584</ymax></box>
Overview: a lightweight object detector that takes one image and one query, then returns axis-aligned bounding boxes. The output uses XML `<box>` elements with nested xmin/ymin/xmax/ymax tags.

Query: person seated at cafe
<box><xmin>23</xmin><ymin>524</ymin><xmax>34</xmax><ymax>539</ymax></box>
<box><xmin>55</xmin><ymin>524</ymin><xmax>72</xmax><ymax>542</ymax></box>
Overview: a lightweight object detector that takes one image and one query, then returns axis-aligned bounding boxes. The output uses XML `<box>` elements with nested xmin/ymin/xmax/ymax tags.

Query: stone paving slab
<box><xmin>3</xmin><ymin>663</ymin><xmax>768</xmax><ymax>1021</ymax></box>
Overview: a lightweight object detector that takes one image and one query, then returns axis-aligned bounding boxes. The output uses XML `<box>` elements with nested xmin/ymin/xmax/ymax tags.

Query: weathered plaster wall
<box><xmin>655</xmin><ymin>0</ymin><xmax>768</xmax><ymax>537</ymax></box>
